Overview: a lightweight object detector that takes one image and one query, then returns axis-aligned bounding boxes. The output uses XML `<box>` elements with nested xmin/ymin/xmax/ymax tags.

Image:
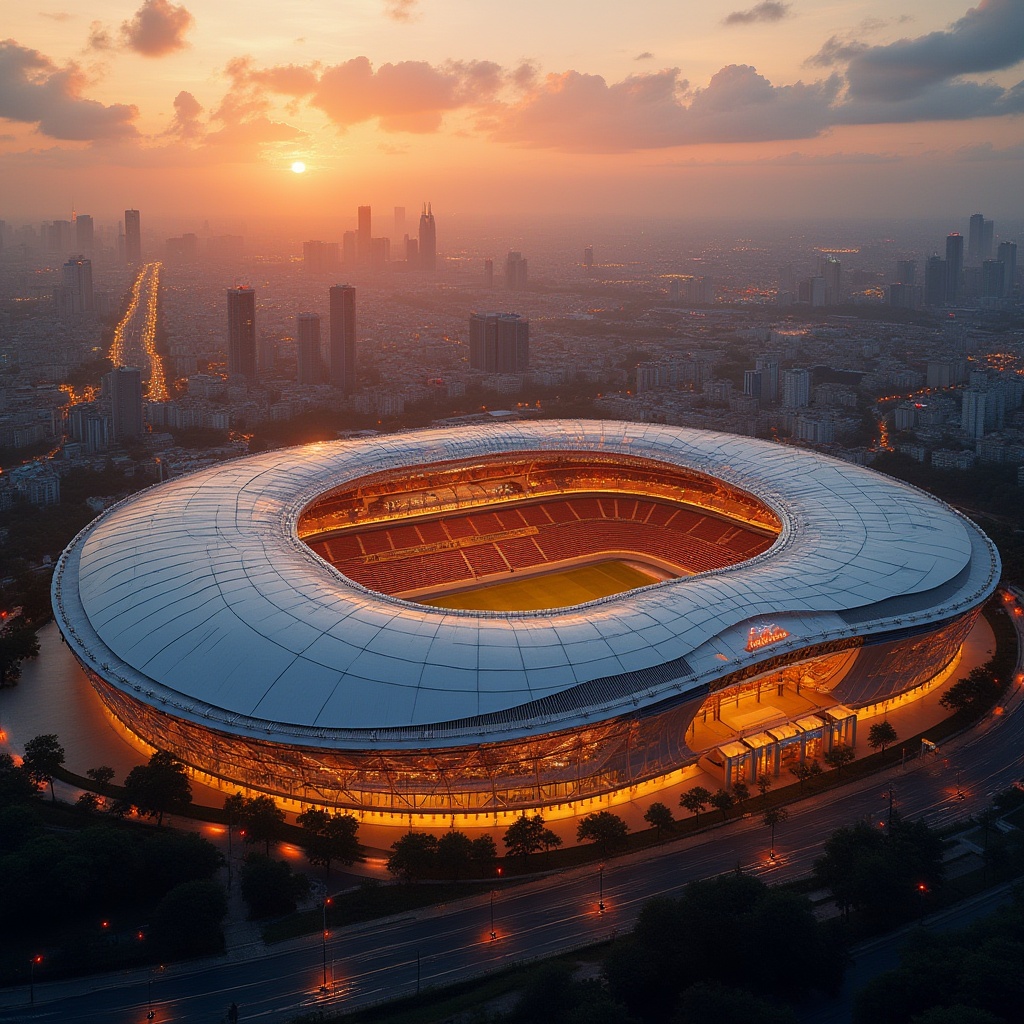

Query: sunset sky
<box><xmin>2</xmin><ymin>0</ymin><xmax>1023</xmax><ymax>228</ymax></box>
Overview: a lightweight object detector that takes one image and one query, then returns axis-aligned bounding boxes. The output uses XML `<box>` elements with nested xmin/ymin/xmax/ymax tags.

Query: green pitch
<box><xmin>421</xmin><ymin>560</ymin><xmax>661</xmax><ymax>612</ymax></box>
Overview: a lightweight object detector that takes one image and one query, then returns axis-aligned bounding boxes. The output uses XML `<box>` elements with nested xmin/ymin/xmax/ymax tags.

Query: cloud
<box><xmin>204</xmin><ymin>116</ymin><xmax>305</xmax><ymax>148</ymax></box>
<box><xmin>954</xmin><ymin>140</ymin><xmax>1024</xmax><ymax>161</ymax></box>
<box><xmin>121</xmin><ymin>0</ymin><xmax>194</xmax><ymax>57</ymax></box>
<box><xmin>723</xmin><ymin>2</ymin><xmax>791</xmax><ymax>26</ymax></box>
<box><xmin>491</xmin><ymin>64</ymin><xmax>839</xmax><ymax>151</ymax></box>
<box><xmin>635</xmin><ymin>52</ymin><xmax>654</xmax><ymax>61</ymax></box>
<box><xmin>836</xmin><ymin>76</ymin><xmax>1024</xmax><ymax>124</ymax></box>
<box><xmin>168</xmin><ymin>89</ymin><xmax>202</xmax><ymax>138</ymax></box>
<box><xmin>384</xmin><ymin>0</ymin><xmax>418</xmax><ymax>21</ymax></box>
<box><xmin>805</xmin><ymin>36</ymin><xmax>869</xmax><ymax>69</ymax></box>
<box><xmin>844</xmin><ymin>0</ymin><xmax>1024</xmax><ymax>102</ymax></box>
<box><xmin>40</xmin><ymin>11</ymin><xmax>72</xmax><ymax>21</ymax></box>
<box><xmin>0</xmin><ymin>39</ymin><xmax>138</xmax><ymax>140</ymax></box>
<box><xmin>312</xmin><ymin>56</ymin><xmax>503</xmax><ymax>132</ymax></box>
<box><xmin>87</xmin><ymin>21</ymin><xmax>115</xmax><ymax>52</ymax></box>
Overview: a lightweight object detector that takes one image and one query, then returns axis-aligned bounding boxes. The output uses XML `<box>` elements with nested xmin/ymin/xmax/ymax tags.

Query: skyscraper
<box><xmin>357</xmin><ymin>206</ymin><xmax>371</xmax><ymax>264</ymax></box>
<box><xmin>60</xmin><ymin>256</ymin><xmax>94</xmax><ymax>314</ymax></box>
<box><xmin>822</xmin><ymin>256</ymin><xmax>842</xmax><ymax>305</ymax></box>
<box><xmin>227</xmin><ymin>286</ymin><xmax>256</xmax><ymax>379</ymax></box>
<box><xmin>894</xmin><ymin>259</ymin><xmax>916</xmax><ymax>285</ymax></box>
<box><xmin>296</xmin><ymin>313</ymin><xmax>323</xmax><ymax>385</ymax></box>
<box><xmin>75</xmin><ymin>214</ymin><xmax>94</xmax><ymax>253</ymax></box>
<box><xmin>103</xmin><ymin>366</ymin><xmax>144</xmax><ymax>441</ymax></box>
<box><xmin>968</xmin><ymin>214</ymin><xmax>984</xmax><ymax>261</ymax></box>
<box><xmin>505</xmin><ymin>251</ymin><xmax>528</xmax><ymax>290</ymax></box>
<box><xmin>782</xmin><ymin>368</ymin><xmax>811</xmax><ymax>408</ymax></box>
<box><xmin>945</xmin><ymin>233</ymin><xmax>964</xmax><ymax>304</ymax></box>
<box><xmin>924</xmin><ymin>256</ymin><xmax>947</xmax><ymax>306</ymax></box>
<box><xmin>469</xmin><ymin>312</ymin><xmax>529</xmax><ymax>373</ymax></box>
<box><xmin>329</xmin><ymin>285</ymin><xmax>356</xmax><ymax>392</ymax></box>
<box><xmin>418</xmin><ymin>203</ymin><xmax>436</xmax><ymax>272</ymax></box>
<box><xmin>996</xmin><ymin>242</ymin><xmax>1016</xmax><ymax>299</ymax></box>
<box><xmin>125</xmin><ymin>209</ymin><xmax>141</xmax><ymax>265</ymax></box>
<box><xmin>755</xmin><ymin>357</ymin><xmax>779</xmax><ymax>403</ymax></box>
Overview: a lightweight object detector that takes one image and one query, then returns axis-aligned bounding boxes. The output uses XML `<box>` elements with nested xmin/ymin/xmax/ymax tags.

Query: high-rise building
<box><xmin>393</xmin><ymin>207</ymin><xmax>406</xmax><ymax>245</ymax></box>
<box><xmin>60</xmin><ymin>256</ymin><xmax>94</xmax><ymax>314</ymax></box>
<box><xmin>743</xmin><ymin>369</ymin><xmax>762</xmax><ymax>403</ymax></box>
<box><xmin>968</xmin><ymin>213</ymin><xmax>984</xmax><ymax>261</ymax></box>
<box><xmin>296</xmin><ymin>313</ymin><xmax>323</xmax><ymax>385</ymax></box>
<box><xmin>782</xmin><ymin>368</ymin><xmax>811</xmax><ymax>408</ymax></box>
<box><xmin>982</xmin><ymin>219</ymin><xmax>994</xmax><ymax>260</ymax></box>
<box><xmin>924</xmin><ymin>256</ymin><xmax>947</xmax><ymax>306</ymax></box>
<box><xmin>357</xmin><ymin>206</ymin><xmax>371</xmax><ymax>263</ymax></box>
<box><xmin>822</xmin><ymin>256</ymin><xmax>842</xmax><ymax>305</ymax></box>
<box><xmin>961</xmin><ymin>388</ymin><xmax>988</xmax><ymax>439</ymax></box>
<box><xmin>755</xmin><ymin>357</ymin><xmax>779</xmax><ymax>403</ymax></box>
<box><xmin>997</xmin><ymin>241</ymin><xmax>1017</xmax><ymax>298</ymax></box>
<box><xmin>125</xmin><ymin>209</ymin><xmax>141</xmax><ymax>265</ymax></box>
<box><xmin>583</xmin><ymin>246</ymin><xmax>594</xmax><ymax>269</ymax></box>
<box><xmin>103</xmin><ymin>366</ymin><xmax>144</xmax><ymax>441</ymax></box>
<box><xmin>468</xmin><ymin>312</ymin><xmax>529</xmax><ymax>373</ymax></box>
<box><xmin>227</xmin><ymin>286</ymin><xmax>256</xmax><ymax>379</ymax></box>
<box><xmin>505</xmin><ymin>251</ymin><xmax>528</xmax><ymax>290</ymax></box>
<box><xmin>981</xmin><ymin>260</ymin><xmax>1006</xmax><ymax>299</ymax></box>
<box><xmin>894</xmin><ymin>259</ymin><xmax>916</xmax><ymax>285</ymax></box>
<box><xmin>418</xmin><ymin>203</ymin><xmax>436</xmax><ymax>272</ymax></box>
<box><xmin>483</xmin><ymin>259</ymin><xmax>494</xmax><ymax>288</ymax></box>
<box><xmin>329</xmin><ymin>285</ymin><xmax>356</xmax><ymax>392</ymax></box>
<box><xmin>342</xmin><ymin>231</ymin><xmax>357</xmax><ymax>266</ymax></box>
<box><xmin>945</xmin><ymin>233</ymin><xmax>964</xmax><ymax>304</ymax></box>
<box><xmin>75</xmin><ymin>214</ymin><xmax>94</xmax><ymax>253</ymax></box>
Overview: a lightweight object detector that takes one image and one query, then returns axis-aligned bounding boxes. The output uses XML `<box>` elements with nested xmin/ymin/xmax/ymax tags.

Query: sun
<box><xmin>291</xmin><ymin>161</ymin><xmax>306</xmax><ymax>174</ymax></box>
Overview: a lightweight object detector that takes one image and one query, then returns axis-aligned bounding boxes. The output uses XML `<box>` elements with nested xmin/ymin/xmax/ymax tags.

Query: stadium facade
<box><xmin>52</xmin><ymin>421</ymin><xmax>1000</xmax><ymax>819</ymax></box>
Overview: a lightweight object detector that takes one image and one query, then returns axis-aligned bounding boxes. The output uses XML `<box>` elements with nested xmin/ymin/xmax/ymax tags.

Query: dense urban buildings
<box><xmin>468</xmin><ymin>311</ymin><xmax>530</xmax><ymax>373</ymax></box>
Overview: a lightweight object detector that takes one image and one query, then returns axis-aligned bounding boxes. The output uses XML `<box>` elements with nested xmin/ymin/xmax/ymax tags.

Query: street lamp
<box><xmin>598</xmin><ymin>865</ymin><xmax>605</xmax><ymax>914</ymax></box>
<box><xmin>320</xmin><ymin>897</ymin><xmax>332</xmax><ymax>993</ymax></box>
<box><xmin>489</xmin><ymin>891</ymin><xmax>496</xmax><ymax>941</ymax></box>
<box><xmin>29</xmin><ymin>955</ymin><xmax>41</xmax><ymax>1005</ymax></box>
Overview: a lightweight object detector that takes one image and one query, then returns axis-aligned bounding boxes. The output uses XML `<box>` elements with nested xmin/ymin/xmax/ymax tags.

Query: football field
<box><xmin>421</xmin><ymin>559</ymin><xmax>662</xmax><ymax>612</ymax></box>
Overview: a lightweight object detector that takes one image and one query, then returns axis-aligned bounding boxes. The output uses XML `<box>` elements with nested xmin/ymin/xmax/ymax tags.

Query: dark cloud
<box><xmin>384</xmin><ymin>0</ymin><xmax>418</xmax><ymax>21</ymax></box>
<box><xmin>836</xmin><ymin>77</ymin><xmax>1024</xmax><ymax>124</ymax></box>
<box><xmin>723</xmin><ymin>2</ymin><xmax>791</xmax><ymax>26</ymax></box>
<box><xmin>0</xmin><ymin>39</ymin><xmax>138</xmax><ymax>140</ymax></box>
<box><xmin>312</xmin><ymin>56</ymin><xmax>503</xmax><ymax>133</ymax></box>
<box><xmin>804</xmin><ymin>36</ymin><xmax>869</xmax><ymax>69</ymax></box>
<box><xmin>87</xmin><ymin>21</ymin><xmax>115</xmax><ymax>52</ymax></box>
<box><xmin>845</xmin><ymin>0</ymin><xmax>1024</xmax><ymax>101</ymax></box>
<box><xmin>121</xmin><ymin>0</ymin><xmax>194</xmax><ymax>58</ymax></box>
<box><xmin>955</xmin><ymin>140</ymin><xmax>1024</xmax><ymax>161</ymax></box>
<box><xmin>635</xmin><ymin>52</ymin><xmax>654</xmax><ymax>61</ymax></box>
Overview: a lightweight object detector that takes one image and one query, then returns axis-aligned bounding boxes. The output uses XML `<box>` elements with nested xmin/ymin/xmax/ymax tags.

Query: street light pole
<box><xmin>598</xmin><ymin>865</ymin><xmax>605</xmax><ymax>913</ymax></box>
<box><xmin>489</xmin><ymin>891</ymin><xmax>496</xmax><ymax>941</ymax></box>
<box><xmin>321</xmin><ymin>897</ymin><xmax>332</xmax><ymax>993</ymax></box>
<box><xmin>29</xmin><ymin>956</ymin><xmax>41</xmax><ymax>1005</ymax></box>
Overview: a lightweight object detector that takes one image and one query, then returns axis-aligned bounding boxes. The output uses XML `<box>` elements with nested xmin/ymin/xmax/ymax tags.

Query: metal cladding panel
<box><xmin>53</xmin><ymin>420</ymin><xmax>998</xmax><ymax>744</ymax></box>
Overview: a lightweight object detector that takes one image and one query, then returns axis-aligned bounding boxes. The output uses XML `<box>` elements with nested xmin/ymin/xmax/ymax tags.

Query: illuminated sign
<box><xmin>746</xmin><ymin>624</ymin><xmax>790</xmax><ymax>652</ymax></box>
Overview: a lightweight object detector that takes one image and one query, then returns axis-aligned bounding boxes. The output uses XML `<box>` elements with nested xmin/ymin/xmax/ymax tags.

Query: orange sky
<box><xmin>2</xmin><ymin>0</ymin><xmax>1022</xmax><ymax>225</ymax></box>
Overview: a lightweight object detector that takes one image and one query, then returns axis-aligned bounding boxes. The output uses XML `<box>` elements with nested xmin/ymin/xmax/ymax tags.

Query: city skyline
<box><xmin>1</xmin><ymin>0</ymin><xmax>1022</xmax><ymax>223</ymax></box>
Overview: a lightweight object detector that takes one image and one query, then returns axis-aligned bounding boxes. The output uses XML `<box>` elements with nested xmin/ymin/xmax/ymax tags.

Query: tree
<box><xmin>732</xmin><ymin>780</ymin><xmax>750</xmax><ymax>805</ymax></box>
<box><xmin>756</xmin><ymin>771</ymin><xmax>774</xmax><ymax>804</ymax></box>
<box><xmin>437</xmin><ymin>830</ymin><xmax>474</xmax><ymax>880</ymax></box>
<box><xmin>0</xmin><ymin>752</ymin><xmax>38</xmax><ymax>808</ymax></box>
<box><xmin>763</xmin><ymin>806</ymin><xmax>789</xmax><ymax>861</ymax></box>
<box><xmin>85</xmin><ymin>765</ymin><xmax>115</xmax><ymax>797</ymax></box>
<box><xmin>644</xmin><ymin>801</ymin><xmax>675</xmax><ymax>841</ymax></box>
<box><xmin>21</xmin><ymin>734</ymin><xmax>65</xmax><ymax>801</ymax></box>
<box><xmin>868</xmin><ymin>721</ymin><xmax>898</xmax><ymax>752</ymax></box>
<box><xmin>237</xmin><ymin>795</ymin><xmax>286</xmax><ymax>855</ymax></box>
<box><xmin>710</xmin><ymin>789</ymin><xmax>735</xmax><ymax>820</ymax></box>
<box><xmin>789</xmin><ymin>759</ymin><xmax>823</xmax><ymax>791</ymax></box>
<box><xmin>387</xmin><ymin>831</ymin><xmax>438</xmax><ymax>880</ymax></box>
<box><xmin>824</xmin><ymin>744</ymin><xmax>856</xmax><ymax>776</ymax></box>
<box><xmin>470</xmin><ymin>834</ymin><xmax>498</xmax><ymax>875</ymax></box>
<box><xmin>150</xmin><ymin>879</ymin><xmax>228</xmax><ymax>958</ymax></box>
<box><xmin>121</xmin><ymin>750</ymin><xmax>192</xmax><ymax>825</ymax></box>
<box><xmin>239</xmin><ymin>853</ymin><xmax>309</xmax><ymax>918</ymax></box>
<box><xmin>576</xmin><ymin>811</ymin><xmax>629</xmax><ymax>855</ymax></box>
<box><xmin>672</xmin><ymin>981</ymin><xmax>798</xmax><ymax>1024</ymax></box>
<box><xmin>939</xmin><ymin>668</ymin><xmax>999</xmax><ymax>715</ymax></box>
<box><xmin>503</xmin><ymin>813</ymin><xmax>549</xmax><ymax>861</ymax></box>
<box><xmin>0</xmin><ymin>627</ymin><xmax>40</xmax><ymax>686</ymax></box>
<box><xmin>297</xmin><ymin>808</ymin><xmax>362</xmax><ymax>880</ymax></box>
<box><xmin>680</xmin><ymin>785</ymin><xmax>712</xmax><ymax>824</ymax></box>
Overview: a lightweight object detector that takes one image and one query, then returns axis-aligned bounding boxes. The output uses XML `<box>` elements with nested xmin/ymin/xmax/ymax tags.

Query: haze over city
<box><xmin>2</xmin><ymin>0</ymin><xmax>1024</xmax><ymax>227</ymax></box>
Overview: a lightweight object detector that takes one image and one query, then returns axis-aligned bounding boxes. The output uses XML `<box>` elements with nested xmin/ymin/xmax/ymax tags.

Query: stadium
<box><xmin>52</xmin><ymin>420</ymin><xmax>999</xmax><ymax>822</ymax></box>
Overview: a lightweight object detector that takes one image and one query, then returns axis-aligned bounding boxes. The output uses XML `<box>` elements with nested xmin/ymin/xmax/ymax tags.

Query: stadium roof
<box><xmin>52</xmin><ymin>421</ymin><xmax>999</xmax><ymax>748</ymax></box>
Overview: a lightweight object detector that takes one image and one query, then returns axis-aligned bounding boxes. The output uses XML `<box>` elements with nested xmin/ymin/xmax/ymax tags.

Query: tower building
<box><xmin>357</xmin><ymin>206</ymin><xmax>371</xmax><ymax>264</ymax></box>
<box><xmin>469</xmin><ymin>312</ymin><xmax>529</xmax><ymax>373</ymax></box>
<box><xmin>505</xmin><ymin>251</ymin><xmax>528</xmax><ymax>290</ymax></box>
<box><xmin>60</xmin><ymin>256</ymin><xmax>94</xmax><ymax>315</ymax></box>
<box><xmin>297</xmin><ymin>313</ymin><xmax>323</xmax><ymax>386</ymax></box>
<box><xmin>103</xmin><ymin>366</ymin><xmax>144</xmax><ymax>441</ymax></box>
<box><xmin>418</xmin><ymin>203</ymin><xmax>436</xmax><ymax>272</ymax></box>
<box><xmin>125</xmin><ymin>209</ymin><xmax>141</xmax><ymax>265</ymax></box>
<box><xmin>329</xmin><ymin>285</ymin><xmax>357</xmax><ymax>392</ymax></box>
<box><xmin>227</xmin><ymin>286</ymin><xmax>256</xmax><ymax>380</ymax></box>
<box><xmin>945</xmin><ymin>233</ymin><xmax>964</xmax><ymax>304</ymax></box>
